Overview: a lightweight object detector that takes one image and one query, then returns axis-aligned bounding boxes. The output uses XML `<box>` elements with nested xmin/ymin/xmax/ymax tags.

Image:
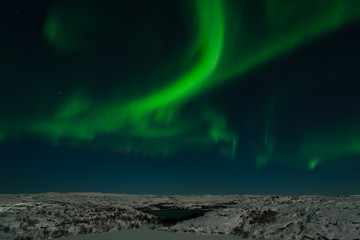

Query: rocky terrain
<box><xmin>162</xmin><ymin>195</ymin><xmax>360</xmax><ymax>239</ymax></box>
<box><xmin>0</xmin><ymin>193</ymin><xmax>359</xmax><ymax>239</ymax></box>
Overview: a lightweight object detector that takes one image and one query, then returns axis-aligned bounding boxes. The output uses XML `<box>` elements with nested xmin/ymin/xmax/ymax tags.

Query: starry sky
<box><xmin>1</xmin><ymin>0</ymin><xmax>360</xmax><ymax>195</ymax></box>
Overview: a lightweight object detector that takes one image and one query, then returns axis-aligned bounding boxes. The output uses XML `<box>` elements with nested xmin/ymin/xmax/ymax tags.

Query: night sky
<box><xmin>1</xmin><ymin>0</ymin><xmax>360</xmax><ymax>195</ymax></box>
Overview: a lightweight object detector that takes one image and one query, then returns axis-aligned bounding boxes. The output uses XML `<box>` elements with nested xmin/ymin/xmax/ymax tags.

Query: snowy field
<box><xmin>60</xmin><ymin>228</ymin><xmax>241</xmax><ymax>240</ymax></box>
<box><xmin>1</xmin><ymin>193</ymin><xmax>359</xmax><ymax>239</ymax></box>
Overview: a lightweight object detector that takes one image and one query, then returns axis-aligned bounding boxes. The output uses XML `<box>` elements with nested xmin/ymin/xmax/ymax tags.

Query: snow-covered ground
<box><xmin>0</xmin><ymin>193</ymin><xmax>359</xmax><ymax>239</ymax></box>
<box><xmin>59</xmin><ymin>228</ymin><xmax>241</xmax><ymax>240</ymax></box>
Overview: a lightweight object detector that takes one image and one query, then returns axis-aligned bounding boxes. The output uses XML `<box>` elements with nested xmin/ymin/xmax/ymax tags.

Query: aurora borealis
<box><xmin>1</xmin><ymin>0</ymin><xmax>360</xmax><ymax>194</ymax></box>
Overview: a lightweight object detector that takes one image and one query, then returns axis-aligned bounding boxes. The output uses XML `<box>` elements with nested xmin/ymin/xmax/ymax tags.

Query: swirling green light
<box><xmin>35</xmin><ymin>0</ymin><xmax>234</xmax><ymax>156</ymax></box>
<box><xmin>11</xmin><ymin>0</ymin><xmax>360</xmax><ymax>165</ymax></box>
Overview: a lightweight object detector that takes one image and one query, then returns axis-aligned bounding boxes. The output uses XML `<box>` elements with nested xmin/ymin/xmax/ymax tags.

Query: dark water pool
<box><xmin>145</xmin><ymin>209</ymin><xmax>210</xmax><ymax>219</ymax></box>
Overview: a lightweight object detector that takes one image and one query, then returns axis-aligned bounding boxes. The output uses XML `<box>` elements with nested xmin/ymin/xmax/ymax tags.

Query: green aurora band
<box><xmin>3</xmin><ymin>0</ymin><xmax>360</xmax><ymax>169</ymax></box>
<box><xmin>38</xmin><ymin>0</ymin><xmax>234</xmax><ymax>158</ymax></box>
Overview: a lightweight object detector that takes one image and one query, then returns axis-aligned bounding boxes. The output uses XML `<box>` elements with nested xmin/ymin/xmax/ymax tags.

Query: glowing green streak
<box><xmin>24</xmin><ymin>0</ymin><xmax>360</xmax><ymax>163</ymax></box>
<box><xmin>256</xmin><ymin>130</ymin><xmax>275</xmax><ymax>167</ymax></box>
<box><xmin>213</xmin><ymin>0</ymin><xmax>360</xmax><ymax>85</ymax></box>
<box><xmin>93</xmin><ymin>0</ymin><xmax>225</xmax><ymax>133</ymax></box>
<box><xmin>56</xmin><ymin>96</ymin><xmax>90</xmax><ymax>119</ymax></box>
<box><xmin>43</xmin><ymin>15</ymin><xmax>59</xmax><ymax>45</ymax></box>
<box><xmin>302</xmin><ymin>126</ymin><xmax>360</xmax><ymax>164</ymax></box>
<box><xmin>43</xmin><ymin>12</ymin><xmax>78</xmax><ymax>51</ymax></box>
<box><xmin>203</xmin><ymin>108</ymin><xmax>231</xmax><ymax>143</ymax></box>
<box><xmin>43</xmin><ymin>2</ymin><xmax>99</xmax><ymax>51</ymax></box>
<box><xmin>308</xmin><ymin>157</ymin><xmax>320</xmax><ymax>170</ymax></box>
<box><xmin>33</xmin><ymin>0</ymin><xmax>229</xmax><ymax>156</ymax></box>
<box><xmin>126</xmin><ymin>0</ymin><xmax>224</xmax><ymax>115</ymax></box>
<box><xmin>202</xmin><ymin>107</ymin><xmax>236</xmax><ymax>159</ymax></box>
<box><xmin>96</xmin><ymin>0</ymin><xmax>225</xmax><ymax>128</ymax></box>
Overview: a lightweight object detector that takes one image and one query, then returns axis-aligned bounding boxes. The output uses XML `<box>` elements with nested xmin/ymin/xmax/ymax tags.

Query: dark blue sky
<box><xmin>1</xmin><ymin>142</ymin><xmax>360</xmax><ymax>195</ymax></box>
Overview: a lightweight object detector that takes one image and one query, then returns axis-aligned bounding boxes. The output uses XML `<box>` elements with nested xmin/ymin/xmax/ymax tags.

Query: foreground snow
<box><xmin>0</xmin><ymin>193</ymin><xmax>359</xmax><ymax>239</ymax></box>
<box><xmin>60</xmin><ymin>228</ymin><xmax>241</xmax><ymax>240</ymax></box>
